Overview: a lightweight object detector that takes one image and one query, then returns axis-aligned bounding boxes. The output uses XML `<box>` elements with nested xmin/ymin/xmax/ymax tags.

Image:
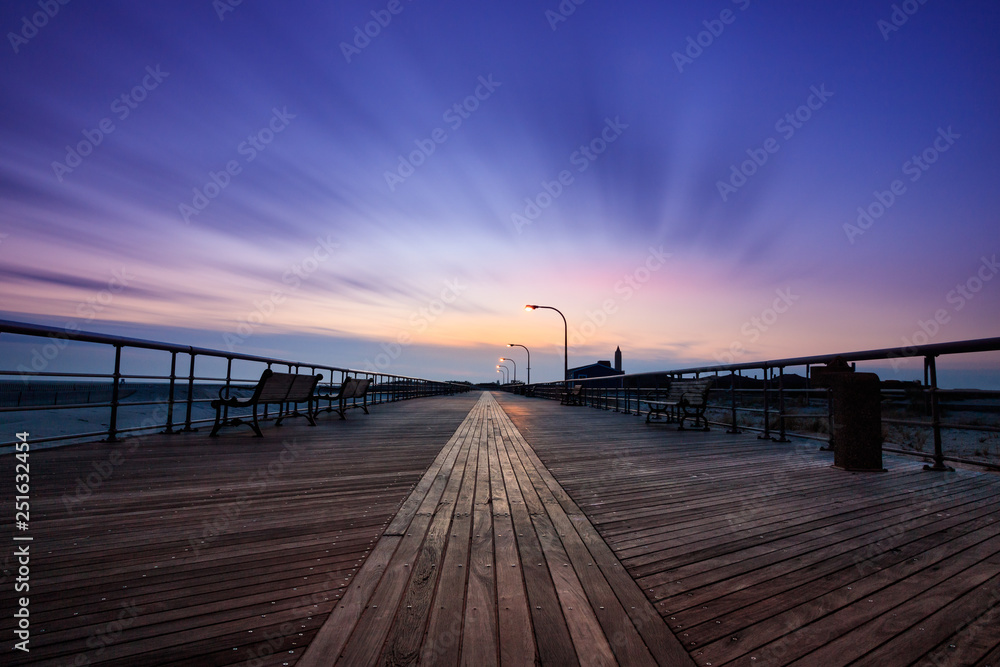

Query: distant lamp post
<box><xmin>499</xmin><ymin>357</ymin><xmax>516</xmax><ymax>383</ymax></box>
<box><xmin>495</xmin><ymin>365</ymin><xmax>508</xmax><ymax>384</ymax></box>
<box><xmin>498</xmin><ymin>361</ymin><xmax>513</xmax><ymax>382</ymax></box>
<box><xmin>525</xmin><ymin>304</ymin><xmax>568</xmax><ymax>386</ymax></box>
<box><xmin>507</xmin><ymin>343</ymin><xmax>530</xmax><ymax>385</ymax></box>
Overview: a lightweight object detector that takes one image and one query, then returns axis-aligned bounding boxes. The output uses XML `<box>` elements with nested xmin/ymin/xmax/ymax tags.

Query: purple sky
<box><xmin>1</xmin><ymin>1</ymin><xmax>998</xmax><ymax>385</ymax></box>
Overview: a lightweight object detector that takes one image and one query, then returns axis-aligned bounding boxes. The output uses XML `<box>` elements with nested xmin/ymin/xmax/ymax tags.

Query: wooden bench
<box><xmin>643</xmin><ymin>378</ymin><xmax>713</xmax><ymax>430</ymax></box>
<box><xmin>316</xmin><ymin>377</ymin><xmax>372</xmax><ymax>419</ymax></box>
<box><xmin>210</xmin><ymin>369</ymin><xmax>322</xmax><ymax>437</ymax></box>
<box><xmin>561</xmin><ymin>384</ymin><xmax>584</xmax><ymax>406</ymax></box>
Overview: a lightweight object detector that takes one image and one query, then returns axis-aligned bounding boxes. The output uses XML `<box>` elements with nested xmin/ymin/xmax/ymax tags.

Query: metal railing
<box><xmin>502</xmin><ymin>337</ymin><xmax>1000</xmax><ymax>472</ymax></box>
<box><xmin>0</xmin><ymin>319</ymin><xmax>471</xmax><ymax>449</ymax></box>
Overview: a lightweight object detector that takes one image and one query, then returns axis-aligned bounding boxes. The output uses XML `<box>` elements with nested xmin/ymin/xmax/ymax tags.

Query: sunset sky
<box><xmin>1</xmin><ymin>1</ymin><xmax>998</xmax><ymax>385</ymax></box>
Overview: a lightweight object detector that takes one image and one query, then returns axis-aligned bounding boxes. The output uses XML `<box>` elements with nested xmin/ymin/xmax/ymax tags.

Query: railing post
<box><xmin>776</xmin><ymin>366</ymin><xmax>789</xmax><ymax>442</ymax></box>
<box><xmin>923</xmin><ymin>355</ymin><xmax>954</xmax><ymax>472</ymax></box>
<box><xmin>164</xmin><ymin>351</ymin><xmax>177</xmax><ymax>434</ymax></box>
<box><xmin>805</xmin><ymin>363</ymin><xmax>811</xmax><ymax>407</ymax></box>
<box><xmin>222</xmin><ymin>357</ymin><xmax>233</xmax><ymax>424</ymax></box>
<box><xmin>923</xmin><ymin>357</ymin><xmax>932</xmax><ymax>415</ymax></box>
<box><xmin>105</xmin><ymin>344</ymin><xmax>122</xmax><ymax>442</ymax></box>
<box><xmin>263</xmin><ymin>362</ymin><xmax>273</xmax><ymax>420</ymax></box>
<box><xmin>759</xmin><ymin>366</ymin><xmax>773</xmax><ymax>441</ymax></box>
<box><xmin>182</xmin><ymin>351</ymin><xmax>197</xmax><ymax>431</ymax></box>
<box><xmin>820</xmin><ymin>374</ymin><xmax>835</xmax><ymax>451</ymax></box>
<box><xmin>727</xmin><ymin>371</ymin><xmax>741</xmax><ymax>434</ymax></box>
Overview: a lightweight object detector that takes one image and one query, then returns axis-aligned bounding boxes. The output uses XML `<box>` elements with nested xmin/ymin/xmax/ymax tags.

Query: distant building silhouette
<box><xmin>567</xmin><ymin>347</ymin><xmax>625</xmax><ymax>387</ymax></box>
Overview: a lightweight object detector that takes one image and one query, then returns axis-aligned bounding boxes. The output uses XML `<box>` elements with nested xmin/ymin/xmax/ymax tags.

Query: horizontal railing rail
<box><xmin>0</xmin><ymin>318</ymin><xmax>471</xmax><ymax>448</ymax></box>
<box><xmin>500</xmin><ymin>336</ymin><xmax>1000</xmax><ymax>472</ymax></box>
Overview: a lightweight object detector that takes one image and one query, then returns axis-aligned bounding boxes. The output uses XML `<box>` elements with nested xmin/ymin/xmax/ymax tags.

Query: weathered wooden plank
<box><xmin>488</xmin><ymin>405</ymin><xmax>577</xmax><ymax>665</ymax></box>
<box><xmin>486</xmin><ymin>401</ymin><xmax>536</xmax><ymax>666</ymax></box>
<box><xmin>384</xmin><ymin>404</ymin><xmax>479</xmax><ymax>537</ymax></box>
<box><xmin>498</xmin><ymin>410</ymin><xmax>693</xmax><ymax>667</ymax></box>
<box><xmin>461</xmin><ymin>404</ymin><xmax>499</xmax><ymax>667</ymax></box>
<box><xmin>382</xmin><ymin>422</ymin><xmax>477</xmax><ymax>666</ymax></box>
<box><xmin>295</xmin><ymin>534</ymin><xmax>402</xmax><ymax>665</ymax></box>
<box><xmin>680</xmin><ymin>502</ymin><xmax>1000</xmax><ymax>645</ymax></box>
<box><xmin>532</xmin><ymin>514</ymin><xmax>618</xmax><ymax>666</ymax></box>
<box><xmin>501</xmin><ymin>426</ymin><xmax>655</xmax><ymax>665</ymax></box>
<box><xmin>490</xmin><ymin>408</ymin><xmax>583</xmax><ymax>665</ymax></box>
<box><xmin>492</xmin><ymin>391</ymin><xmax>1000</xmax><ymax>667</ymax></box>
<box><xmin>8</xmin><ymin>385</ymin><xmax>1000</xmax><ymax>667</ymax></box>
<box><xmin>977</xmin><ymin>641</ymin><xmax>1000</xmax><ymax>667</ymax></box>
<box><xmin>692</xmin><ymin>515</ymin><xmax>1000</xmax><ymax>664</ymax></box>
<box><xmin>916</xmin><ymin>592</ymin><xmax>1000</xmax><ymax>667</ymax></box>
<box><xmin>607</xmin><ymin>475</ymin><xmax>984</xmax><ymax>561</ymax></box>
<box><xmin>422</xmin><ymin>402</ymin><xmax>484</xmax><ymax>665</ymax></box>
<box><xmin>298</xmin><ymin>397</ymin><xmax>479</xmax><ymax>667</ymax></box>
<box><xmin>783</xmin><ymin>550</ymin><xmax>1000</xmax><ymax>666</ymax></box>
<box><xmin>851</xmin><ymin>572</ymin><xmax>1000</xmax><ymax>667</ymax></box>
<box><xmin>333</xmin><ymin>407</ymin><xmax>478</xmax><ymax>666</ymax></box>
<box><xmin>612</xmin><ymin>475</ymin><xmax>987</xmax><ymax>562</ymax></box>
<box><xmin>3</xmin><ymin>394</ymin><xmax>482</xmax><ymax>667</ymax></box>
<box><xmin>646</xmin><ymin>484</ymin><xmax>1000</xmax><ymax>613</ymax></box>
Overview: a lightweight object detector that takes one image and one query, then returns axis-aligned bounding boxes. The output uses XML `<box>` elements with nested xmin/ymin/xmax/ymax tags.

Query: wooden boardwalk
<box><xmin>0</xmin><ymin>394</ymin><xmax>480</xmax><ymax>665</ymax></box>
<box><xmin>2</xmin><ymin>390</ymin><xmax>999</xmax><ymax>665</ymax></box>
<box><xmin>494</xmin><ymin>392</ymin><xmax>1000</xmax><ymax>667</ymax></box>
<box><xmin>300</xmin><ymin>391</ymin><xmax>685</xmax><ymax>666</ymax></box>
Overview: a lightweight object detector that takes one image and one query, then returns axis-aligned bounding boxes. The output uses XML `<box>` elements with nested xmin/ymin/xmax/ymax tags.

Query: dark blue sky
<box><xmin>1</xmin><ymin>0</ymin><xmax>998</xmax><ymax>383</ymax></box>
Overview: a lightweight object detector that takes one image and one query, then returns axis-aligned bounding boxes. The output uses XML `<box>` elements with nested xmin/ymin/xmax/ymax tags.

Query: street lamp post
<box><xmin>524</xmin><ymin>304</ymin><xmax>568</xmax><ymax>387</ymax></box>
<box><xmin>498</xmin><ymin>361</ymin><xmax>513</xmax><ymax>382</ymax></box>
<box><xmin>507</xmin><ymin>343</ymin><xmax>530</xmax><ymax>385</ymax></box>
<box><xmin>495</xmin><ymin>365</ymin><xmax>508</xmax><ymax>384</ymax></box>
<box><xmin>499</xmin><ymin>357</ymin><xmax>516</xmax><ymax>383</ymax></box>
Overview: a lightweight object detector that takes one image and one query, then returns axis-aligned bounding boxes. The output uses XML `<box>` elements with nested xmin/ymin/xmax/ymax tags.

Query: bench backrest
<box><xmin>254</xmin><ymin>371</ymin><xmax>296</xmax><ymax>403</ymax></box>
<box><xmin>668</xmin><ymin>378</ymin><xmax>713</xmax><ymax>405</ymax></box>
<box><xmin>251</xmin><ymin>371</ymin><xmax>321</xmax><ymax>404</ymax></box>
<box><xmin>349</xmin><ymin>378</ymin><xmax>372</xmax><ymax>398</ymax></box>
<box><xmin>334</xmin><ymin>377</ymin><xmax>358</xmax><ymax>399</ymax></box>
<box><xmin>286</xmin><ymin>373</ymin><xmax>323</xmax><ymax>402</ymax></box>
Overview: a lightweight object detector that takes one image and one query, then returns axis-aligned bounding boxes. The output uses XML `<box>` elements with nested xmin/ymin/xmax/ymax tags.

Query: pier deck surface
<box><xmin>2</xmin><ymin>391</ymin><xmax>998</xmax><ymax>665</ymax></box>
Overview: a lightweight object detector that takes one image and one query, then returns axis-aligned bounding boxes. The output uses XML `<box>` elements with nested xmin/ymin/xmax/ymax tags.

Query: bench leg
<box><xmin>678</xmin><ymin>407</ymin><xmax>710</xmax><ymax>431</ymax></box>
<box><xmin>697</xmin><ymin>408</ymin><xmax>710</xmax><ymax>431</ymax></box>
<box><xmin>210</xmin><ymin>405</ymin><xmax>224</xmax><ymax>437</ymax></box>
<box><xmin>250</xmin><ymin>405</ymin><xmax>264</xmax><ymax>437</ymax></box>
